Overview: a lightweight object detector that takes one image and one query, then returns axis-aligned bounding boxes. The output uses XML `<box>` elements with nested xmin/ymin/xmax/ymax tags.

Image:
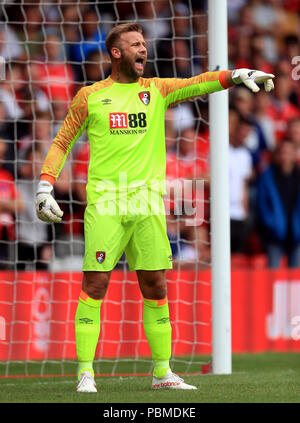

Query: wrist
<box><xmin>231</xmin><ymin>69</ymin><xmax>242</xmax><ymax>84</ymax></box>
<box><xmin>37</xmin><ymin>180</ymin><xmax>53</xmax><ymax>195</ymax></box>
<box><xmin>40</xmin><ymin>174</ymin><xmax>56</xmax><ymax>186</ymax></box>
<box><xmin>219</xmin><ymin>70</ymin><xmax>235</xmax><ymax>89</ymax></box>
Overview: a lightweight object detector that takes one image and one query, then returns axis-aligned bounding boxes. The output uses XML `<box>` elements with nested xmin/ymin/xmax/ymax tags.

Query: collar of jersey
<box><xmin>108</xmin><ymin>76</ymin><xmax>140</xmax><ymax>86</ymax></box>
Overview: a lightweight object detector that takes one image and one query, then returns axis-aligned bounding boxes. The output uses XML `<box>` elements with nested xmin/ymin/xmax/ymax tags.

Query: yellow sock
<box><xmin>75</xmin><ymin>290</ymin><xmax>102</xmax><ymax>380</ymax></box>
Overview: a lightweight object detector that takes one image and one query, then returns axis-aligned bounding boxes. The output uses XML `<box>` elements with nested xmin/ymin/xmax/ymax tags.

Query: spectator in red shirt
<box><xmin>166</xmin><ymin>128</ymin><xmax>195</xmax><ymax>182</ymax></box>
<box><xmin>0</xmin><ymin>140</ymin><xmax>23</xmax><ymax>268</ymax></box>
<box><xmin>31</xmin><ymin>33</ymin><xmax>75</xmax><ymax>107</ymax></box>
<box><xmin>266</xmin><ymin>74</ymin><xmax>300</xmax><ymax>142</ymax></box>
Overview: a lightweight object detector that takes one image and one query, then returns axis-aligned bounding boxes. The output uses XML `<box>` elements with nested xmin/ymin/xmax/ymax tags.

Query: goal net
<box><xmin>0</xmin><ymin>0</ymin><xmax>213</xmax><ymax>378</ymax></box>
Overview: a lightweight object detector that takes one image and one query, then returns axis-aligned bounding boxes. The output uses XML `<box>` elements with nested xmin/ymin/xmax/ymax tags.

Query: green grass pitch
<box><xmin>0</xmin><ymin>353</ymin><xmax>299</xmax><ymax>403</ymax></box>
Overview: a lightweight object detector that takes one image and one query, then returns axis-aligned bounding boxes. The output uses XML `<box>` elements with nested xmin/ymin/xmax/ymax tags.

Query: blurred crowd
<box><xmin>0</xmin><ymin>0</ymin><xmax>300</xmax><ymax>271</ymax></box>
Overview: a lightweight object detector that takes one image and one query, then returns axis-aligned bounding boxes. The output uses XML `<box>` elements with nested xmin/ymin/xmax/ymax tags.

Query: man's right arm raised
<box><xmin>36</xmin><ymin>87</ymin><xmax>89</xmax><ymax>223</ymax></box>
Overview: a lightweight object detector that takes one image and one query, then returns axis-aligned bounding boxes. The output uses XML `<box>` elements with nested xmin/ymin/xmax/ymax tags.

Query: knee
<box><xmin>139</xmin><ymin>272</ymin><xmax>167</xmax><ymax>300</ymax></box>
<box><xmin>82</xmin><ymin>272</ymin><xmax>110</xmax><ymax>300</ymax></box>
<box><xmin>151</xmin><ymin>279</ymin><xmax>167</xmax><ymax>299</ymax></box>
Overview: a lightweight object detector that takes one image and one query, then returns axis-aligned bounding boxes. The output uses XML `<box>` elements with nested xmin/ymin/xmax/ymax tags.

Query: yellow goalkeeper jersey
<box><xmin>41</xmin><ymin>72</ymin><xmax>232</xmax><ymax>205</ymax></box>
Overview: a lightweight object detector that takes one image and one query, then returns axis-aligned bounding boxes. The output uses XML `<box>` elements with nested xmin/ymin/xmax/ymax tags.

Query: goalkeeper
<box><xmin>35</xmin><ymin>23</ymin><xmax>274</xmax><ymax>392</ymax></box>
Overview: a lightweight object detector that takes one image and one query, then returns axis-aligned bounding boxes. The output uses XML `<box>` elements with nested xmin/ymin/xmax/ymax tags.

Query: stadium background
<box><xmin>0</xmin><ymin>0</ymin><xmax>300</xmax><ymax>374</ymax></box>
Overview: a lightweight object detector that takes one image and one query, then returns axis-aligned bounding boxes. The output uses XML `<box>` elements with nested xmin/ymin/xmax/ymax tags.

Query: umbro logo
<box><xmin>156</xmin><ymin>317</ymin><xmax>169</xmax><ymax>325</ymax></box>
<box><xmin>79</xmin><ymin>317</ymin><xmax>93</xmax><ymax>324</ymax></box>
<box><xmin>101</xmin><ymin>98</ymin><xmax>112</xmax><ymax>105</ymax></box>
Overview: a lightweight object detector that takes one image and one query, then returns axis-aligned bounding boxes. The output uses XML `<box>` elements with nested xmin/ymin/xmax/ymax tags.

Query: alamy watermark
<box><xmin>291</xmin><ymin>56</ymin><xmax>300</xmax><ymax>80</ymax></box>
<box><xmin>94</xmin><ymin>173</ymin><xmax>205</xmax><ymax>226</ymax></box>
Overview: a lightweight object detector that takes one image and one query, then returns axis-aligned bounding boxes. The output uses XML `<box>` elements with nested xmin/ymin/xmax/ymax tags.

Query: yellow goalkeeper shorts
<box><xmin>82</xmin><ymin>195</ymin><xmax>173</xmax><ymax>272</ymax></box>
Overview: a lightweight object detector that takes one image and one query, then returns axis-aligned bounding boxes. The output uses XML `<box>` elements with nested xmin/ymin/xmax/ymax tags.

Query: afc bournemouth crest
<box><xmin>96</xmin><ymin>251</ymin><xmax>106</xmax><ymax>264</ymax></box>
<box><xmin>138</xmin><ymin>91</ymin><xmax>150</xmax><ymax>106</ymax></box>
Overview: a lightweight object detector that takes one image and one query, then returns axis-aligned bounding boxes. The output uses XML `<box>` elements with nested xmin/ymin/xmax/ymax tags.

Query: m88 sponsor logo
<box><xmin>109</xmin><ymin>113</ymin><xmax>147</xmax><ymax>129</ymax></box>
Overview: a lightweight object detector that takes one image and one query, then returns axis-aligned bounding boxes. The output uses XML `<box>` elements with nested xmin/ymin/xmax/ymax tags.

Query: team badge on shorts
<box><xmin>138</xmin><ymin>91</ymin><xmax>150</xmax><ymax>105</ymax></box>
<box><xmin>96</xmin><ymin>251</ymin><xmax>106</xmax><ymax>264</ymax></box>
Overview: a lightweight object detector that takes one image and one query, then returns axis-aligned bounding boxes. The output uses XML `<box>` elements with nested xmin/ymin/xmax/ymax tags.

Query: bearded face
<box><xmin>114</xmin><ymin>32</ymin><xmax>147</xmax><ymax>81</ymax></box>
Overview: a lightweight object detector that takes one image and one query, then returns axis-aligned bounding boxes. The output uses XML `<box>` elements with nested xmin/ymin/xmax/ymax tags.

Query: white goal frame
<box><xmin>208</xmin><ymin>0</ymin><xmax>232</xmax><ymax>374</ymax></box>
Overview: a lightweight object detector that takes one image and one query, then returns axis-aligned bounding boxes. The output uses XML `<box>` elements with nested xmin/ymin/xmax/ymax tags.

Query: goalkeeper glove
<box><xmin>232</xmin><ymin>69</ymin><xmax>275</xmax><ymax>93</ymax></box>
<box><xmin>36</xmin><ymin>180</ymin><xmax>63</xmax><ymax>223</ymax></box>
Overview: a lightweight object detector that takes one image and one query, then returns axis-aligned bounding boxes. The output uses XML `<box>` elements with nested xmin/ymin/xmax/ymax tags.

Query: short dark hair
<box><xmin>105</xmin><ymin>23</ymin><xmax>143</xmax><ymax>58</ymax></box>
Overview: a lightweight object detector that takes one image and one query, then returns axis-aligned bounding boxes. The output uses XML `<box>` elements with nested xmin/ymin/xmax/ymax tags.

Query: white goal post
<box><xmin>208</xmin><ymin>0</ymin><xmax>232</xmax><ymax>375</ymax></box>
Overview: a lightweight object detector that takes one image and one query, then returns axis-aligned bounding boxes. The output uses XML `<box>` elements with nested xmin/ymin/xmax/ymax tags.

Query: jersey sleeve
<box><xmin>154</xmin><ymin>70</ymin><xmax>233</xmax><ymax>109</ymax></box>
<box><xmin>40</xmin><ymin>86</ymin><xmax>89</xmax><ymax>183</ymax></box>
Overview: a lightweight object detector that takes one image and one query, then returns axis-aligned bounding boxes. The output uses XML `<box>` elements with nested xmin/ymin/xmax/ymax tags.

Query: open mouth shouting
<box><xmin>135</xmin><ymin>56</ymin><xmax>146</xmax><ymax>72</ymax></box>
